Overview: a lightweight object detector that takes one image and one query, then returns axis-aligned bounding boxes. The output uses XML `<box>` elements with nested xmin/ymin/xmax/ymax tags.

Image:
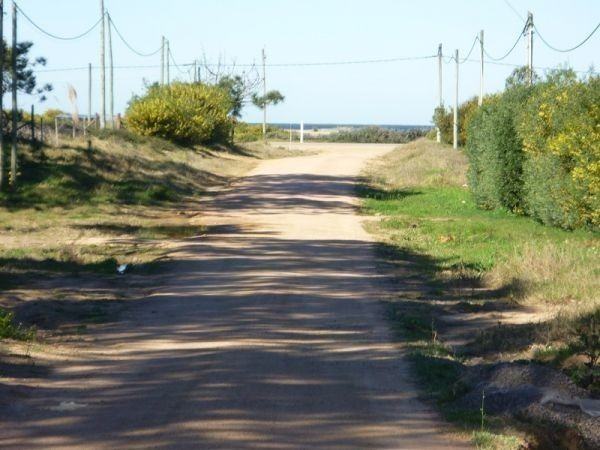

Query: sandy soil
<box><xmin>0</xmin><ymin>143</ymin><xmax>470</xmax><ymax>449</ymax></box>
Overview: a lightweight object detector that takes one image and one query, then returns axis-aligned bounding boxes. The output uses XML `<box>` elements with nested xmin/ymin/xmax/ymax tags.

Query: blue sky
<box><xmin>9</xmin><ymin>0</ymin><xmax>600</xmax><ymax>125</ymax></box>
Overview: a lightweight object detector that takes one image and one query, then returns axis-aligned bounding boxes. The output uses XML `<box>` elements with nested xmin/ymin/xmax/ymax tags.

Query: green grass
<box><xmin>360</xmin><ymin>141</ymin><xmax>599</xmax><ymax>309</ymax></box>
<box><xmin>360</xmin><ymin>138</ymin><xmax>598</xmax><ymax>449</ymax></box>
<box><xmin>363</xmin><ymin>185</ymin><xmax>596</xmax><ymax>280</ymax></box>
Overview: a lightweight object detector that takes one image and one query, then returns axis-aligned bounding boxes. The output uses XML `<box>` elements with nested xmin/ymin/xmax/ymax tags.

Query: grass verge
<box><xmin>359</xmin><ymin>138</ymin><xmax>600</xmax><ymax>449</ymax></box>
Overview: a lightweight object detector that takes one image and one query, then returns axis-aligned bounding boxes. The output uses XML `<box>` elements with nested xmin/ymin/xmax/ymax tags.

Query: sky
<box><xmin>7</xmin><ymin>0</ymin><xmax>600</xmax><ymax>126</ymax></box>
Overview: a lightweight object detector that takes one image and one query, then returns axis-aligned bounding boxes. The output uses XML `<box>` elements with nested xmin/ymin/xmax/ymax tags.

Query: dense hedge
<box><xmin>125</xmin><ymin>83</ymin><xmax>232</xmax><ymax>145</ymax></box>
<box><xmin>463</xmin><ymin>68</ymin><xmax>599</xmax><ymax>230</ymax></box>
<box><xmin>518</xmin><ymin>71</ymin><xmax>600</xmax><ymax>229</ymax></box>
<box><xmin>465</xmin><ymin>86</ymin><xmax>532</xmax><ymax>212</ymax></box>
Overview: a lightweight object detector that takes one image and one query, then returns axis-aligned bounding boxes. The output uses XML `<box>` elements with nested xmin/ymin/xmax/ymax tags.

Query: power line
<box><xmin>168</xmin><ymin>48</ymin><xmax>188</xmax><ymax>75</ymax></box>
<box><xmin>108</xmin><ymin>14</ymin><xmax>162</xmax><ymax>57</ymax></box>
<box><xmin>502</xmin><ymin>0</ymin><xmax>526</xmax><ymax>23</ymax></box>
<box><xmin>32</xmin><ymin>54</ymin><xmax>439</xmax><ymax>74</ymax></box>
<box><xmin>15</xmin><ymin>3</ymin><xmax>102</xmax><ymax>41</ymax></box>
<box><xmin>265</xmin><ymin>54</ymin><xmax>436</xmax><ymax>67</ymax></box>
<box><xmin>483</xmin><ymin>22</ymin><xmax>528</xmax><ymax>61</ymax></box>
<box><xmin>534</xmin><ymin>22</ymin><xmax>600</xmax><ymax>53</ymax></box>
<box><xmin>459</xmin><ymin>36</ymin><xmax>480</xmax><ymax>63</ymax></box>
<box><xmin>462</xmin><ymin>57</ymin><xmax>598</xmax><ymax>75</ymax></box>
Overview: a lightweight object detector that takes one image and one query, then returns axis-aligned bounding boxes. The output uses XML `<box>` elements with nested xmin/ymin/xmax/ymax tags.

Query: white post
<box><xmin>99</xmin><ymin>0</ymin><xmax>105</xmax><ymax>129</ymax></box>
<box><xmin>88</xmin><ymin>62</ymin><xmax>92</xmax><ymax>132</ymax></box>
<box><xmin>261</xmin><ymin>48</ymin><xmax>267</xmax><ymax>138</ymax></box>
<box><xmin>479</xmin><ymin>30</ymin><xmax>484</xmax><ymax>106</ymax></box>
<box><xmin>437</xmin><ymin>43</ymin><xmax>442</xmax><ymax>143</ymax></box>
<box><xmin>166</xmin><ymin>40</ymin><xmax>170</xmax><ymax>85</ymax></box>
<box><xmin>107</xmin><ymin>12</ymin><xmax>114</xmax><ymax>128</ymax></box>
<box><xmin>527</xmin><ymin>12</ymin><xmax>533</xmax><ymax>85</ymax></box>
<box><xmin>160</xmin><ymin>36</ymin><xmax>165</xmax><ymax>85</ymax></box>
<box><xmin>453</xmin><ymin>49</ymin><xmax>459</xmax><ymax>150</ymax></box>
<box><xmin>300</xmin><ymin>121</ymin><xmax>304</xmax><ymax>144</ymax></box>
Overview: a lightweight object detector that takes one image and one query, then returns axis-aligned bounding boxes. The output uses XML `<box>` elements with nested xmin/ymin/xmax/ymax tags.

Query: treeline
<box><xmin>435</xmin><ymin>67</ymin><xmax>599</xmax><ymax>231</ymax></box>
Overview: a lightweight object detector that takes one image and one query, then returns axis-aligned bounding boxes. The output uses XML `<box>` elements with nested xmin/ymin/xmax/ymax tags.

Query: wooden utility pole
<box><xmin>160</xmin><ymin>36</ymin><xmax>165</xmax><ymax>85</ymax></box>
<box><xmin>262</xmin><ymin>48</ymin><xmax>266</xmax><ymax>138</ymax></box>
<box><xmin>99</xmin><ymin>0</ymin><xmax>106</xmax><ymax>129</ymax></box>
<box><xmin>437</xmin><ymin>43</ymin><xmax>442</xmax><ymax>143</ymax></box>
<box><xmin>166</xmin><ymin>40</ymin><xmax>170</xmax><ymax>85</ymax></box>
<box><xmin>479</xmin><ymin>30</ymin><xmax>484</xmax><ymax>106</ymax></box>
<box><xmin>0</xmin><ymin>0</ymin><xmax>5</xmax><ymax>189</ymax></box>
<box><xmin>10</xmin><ymin>0</ymin><xmax>17</xmax><ymax>187</ymax></box>
<box><xmin>453</xmin><ymin>49</ymin><xmax>459</xmax><ymax>150</ymax></box>
<box><xmin>107</xmin><ymin>12</ymin><xmax>114</xmax><ymax>128</ymax></box>
<box><xmin>527</xmin><ymin>12</ymin><xmax>534</xmax><ymax>85</ymax></box>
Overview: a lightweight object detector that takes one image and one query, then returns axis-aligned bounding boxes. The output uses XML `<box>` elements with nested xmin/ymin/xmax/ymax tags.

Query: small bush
<box><xmin>0</xmin><ymin>308</ymin><xmax>34</xmax><ymax>340</ymax></box>
<box><xmin>125</xmin><ymin>82</ymin><xmax>233</xmax><ymax>145</ymax></box>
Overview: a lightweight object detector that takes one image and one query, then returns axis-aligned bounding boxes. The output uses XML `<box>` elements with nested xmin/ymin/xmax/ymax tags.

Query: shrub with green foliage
<box><xmin>461</xmin><ymin>67</ymin><xmax>599</xmax><ymax>230</ymax></box>
<box><xmin>465</xmin><ymin>85</ymin><xmax>533</xmax><ymax>212</ymax></box>
<box><xmin>323</xmin><ymin>126</ymin><xmax>427</xmax><ymax>144</ymax></box>
<box><xmin>125</xmin><ymin>82</ymin><xmax>233</xmax><ymax>145</ymax></box>
<box><xmin>433</xmin><ymin>97</ymin><xmax>479</xmax><ymax>146</ymax></box>
<box><xmin>518</xmin><ymin>70</ymin><xmax>600</xmax><ymax>229</ymax></box>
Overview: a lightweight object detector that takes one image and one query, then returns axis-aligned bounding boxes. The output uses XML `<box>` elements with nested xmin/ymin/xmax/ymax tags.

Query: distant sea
<box><xmin>252</xmin><ymin>123</ymin><xmax>433</xmax><ymax>132</ymax></box>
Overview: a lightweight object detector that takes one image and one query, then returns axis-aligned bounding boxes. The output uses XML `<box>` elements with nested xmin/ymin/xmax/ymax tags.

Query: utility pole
<box><xmin>453</xmin><ymin>49</ymin><xmax>459</xmax><ymax>150</ymax></box>
<box><xmin>166</xmin><ymin>40</ymin><xmax>170</xmax><ymax>85</ymax></box>
<box><xmin>0</xmin><ymin>0</ymin><xmax>5</xmax><ymax>189</ymax></box>
<box><xmin>160</xmin><ymin>36</ymin><xmax>165</xmax><ymax>85</ymax></box>
<box><xmin>107</xmin><ymin>12</ymin><xmax>114</xmax><ymax>128</ymax></box>
<box><xmin>527</xmin><ymin>11</ymin><xmax>534</xmax><ymax>85</ymax></box>
<box><xmin>99</xmin><ymin>0</ymin><xmax>106</xmax><ymax>129</ymax></box>
<box><xmin>88</xmin><ymin>62</ymin><xmax>92</xmax><ymax>131</ymax></box>
<box><xmin>262</xmin><ymin>48</ymin><xmax>266</xmax><ymax>138</ymax></box>
<box><xmin>479</xmin><ymin>30</ymin><xmax>484</xmax><ymax>106</ymax></box>
<box><xmin>10</xmin><ymin>1</ymin><xmax>17</xmax><ymax>187</ymax></box>
<box><xmin>437</xmin><ymin>43</ymin><xmax>442</xmax><ymax>143</ymax></box>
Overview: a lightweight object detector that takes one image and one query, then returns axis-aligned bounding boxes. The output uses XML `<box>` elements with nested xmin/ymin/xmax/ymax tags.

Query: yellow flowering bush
<box><xmin>518</xmin><ymin>70</ymin><xmax>600</xmax><ymax>229</ymax></box>
<box><xmin>125</xmin><ymin>82</ymin><xmax>233</xmax><ymax>145</ymax></box>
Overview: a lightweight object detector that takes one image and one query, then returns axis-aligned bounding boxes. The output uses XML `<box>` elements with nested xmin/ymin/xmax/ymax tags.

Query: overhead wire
<box><xmin>483</xmin><ymin>22</ymin><xmax>528</xmax><ymax>61</ymax></box>
<box><xmin>15</xmin><ymin>3</ymin><xmax>102</xmax><ymax>41</ymax></box>
<box><xmin>168</xmin><ymin>48</ymin><xmax>189</xmax><ymax>75</ymax></box>
<box><xmin>459</xmin><ymin>36</ymin><xmax>480</xmax><ymax>63</ymax></box>
<box><xmin>32</xmin><ymin>54</ymin><xmax>439</xmax><ymax>74</ymax></box>
<box><xmin>108</xmin><ymin>13</ymin><xmax>162</xmax><ymax>57</ymax></box>
<box><xmin>534</xmin><ymin>22</ymin><xmax>600</xmax><ymax>53</ymax></box>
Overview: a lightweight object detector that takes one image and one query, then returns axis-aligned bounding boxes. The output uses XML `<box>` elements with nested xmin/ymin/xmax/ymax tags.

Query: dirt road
<box><xmin>1</xmin><ymin>143</ymin><xmax>470</xmax><ymax>449</ymax></box>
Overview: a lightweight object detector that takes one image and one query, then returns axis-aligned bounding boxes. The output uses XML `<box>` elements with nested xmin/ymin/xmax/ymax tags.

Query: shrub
<box><xmin>517</xmin><ymin>70</ymin><xmax>600</xmax><ymax>229</ymax></box>
<box><xmin>465</xmin><ymin>85</ymin><xmax>533</xmax><ymax>212</ymax></box>
<box><xmin>234</xmin><ymin>122</ymin><xmax>263</xmax><ymax>142</ymax></box>
<box><xmin>433</xmin><ymin>97</ymin><xmax>479</xmax><ymax>146</ymax></box>
<box><xmin>125</xmin><ymin>82</ymin><xmax>233</xmax><ymax>145</ymax></box>
<box><xmin>324</xmin><ymin>126</ymin><xmax>428</xmax><ymax>144</ymax></box>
